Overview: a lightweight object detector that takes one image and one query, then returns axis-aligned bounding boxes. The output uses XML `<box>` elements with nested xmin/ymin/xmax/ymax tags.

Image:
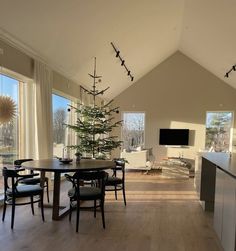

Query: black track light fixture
<box><xmin>111</xmin><ymin>42</ymin><xmax>134</xmax><ymax>82</ymax></box>
<box><xmin>225</xmin><ymin>64</ymin><xmax>236</xmax><ymax>78</ymax></box>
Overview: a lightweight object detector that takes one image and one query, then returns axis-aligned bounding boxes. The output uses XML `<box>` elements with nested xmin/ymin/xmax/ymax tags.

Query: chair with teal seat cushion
<box><xmin>2</xmin><ymin>167</ymin><xmax>45</xmax><ymax>229</ymax></box>
<box><xmin>65</xmin><ymin>170</ymin><xmax>107</xmax><ymax>232</ymax></box>
<box><xmin>14</xmin><ymin>159</ymin><xmax>50</xmax><ymax>203</ymax></box>
<box><xmin>105</xmin><ymin>159</ymin><xmax>126</xmax><ymax>206</ymax></box>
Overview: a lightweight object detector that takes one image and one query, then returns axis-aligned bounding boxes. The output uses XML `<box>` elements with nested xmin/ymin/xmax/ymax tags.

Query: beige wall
<box><xmin>53</xmin><ymin>71</ymin><xmax>80</xmax><ymax>100</ymax></box>
<box><xmin>0</xmin><ymin>39</ymin><xmax>34</xmax><ymax>79</ymax></box>
<box><xmin>112</xmin><ymin>51</ymin><xmax>236</xmax><ymax>162</ymax></box>
<box><xmin>0</xmin><ymin>39</ymin><xmax>81</xmax><ymax>100</ymax></box>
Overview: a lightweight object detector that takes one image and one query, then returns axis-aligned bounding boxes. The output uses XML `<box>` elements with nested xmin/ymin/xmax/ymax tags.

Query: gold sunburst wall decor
<box><xmin>0</xmin><ymin>95</ymin><xmax>17</xmax><ymax>124</ymax></box>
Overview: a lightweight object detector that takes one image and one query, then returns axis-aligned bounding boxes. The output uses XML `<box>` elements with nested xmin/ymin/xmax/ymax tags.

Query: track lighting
<box><xmin>224</xmin><ymin>64</ymin><xmax>236</xmax><ymax>78</ymax></box>
<box><xmin>111</xmin><ymin>42</ymin><xmax>134</xmax><ymax>82</ymax></box>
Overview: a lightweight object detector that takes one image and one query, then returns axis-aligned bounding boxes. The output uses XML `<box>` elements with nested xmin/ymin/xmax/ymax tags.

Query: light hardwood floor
<box><xmin>0</xmin><ymin>170</ymin><xmax>223</xmax><ymax>251</ymax></box>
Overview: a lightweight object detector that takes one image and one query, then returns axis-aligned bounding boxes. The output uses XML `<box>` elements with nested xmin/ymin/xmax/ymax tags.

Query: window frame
<box><xmin>52</xmin><ymin>90</ymin><xmax>78</xmax><ymax>158</ymax></box>
<box><xmin>121</xmin><ymin>111</ymin><xmax>146</xmax><ymax>150</ymax></box>
<box><xmin>205</xmin><ymin>110</ymin><xmax>234</xmax><ymax>152</ymax></box>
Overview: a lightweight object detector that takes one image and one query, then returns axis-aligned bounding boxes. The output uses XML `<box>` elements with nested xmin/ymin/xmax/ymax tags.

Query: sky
<box><xmin>52</xmin><ymin>94</ymin><xmax>70</xmax><ymax>112</ymax></box>
<box><xmin>206</xmin><ymin>112</ymin><xmax>232</xmax><ymax>128</ymax></box>
<box><xmin>0</xmin><ymin>74</ymin><xmax>18</xmax><ymax>102</ymax></box>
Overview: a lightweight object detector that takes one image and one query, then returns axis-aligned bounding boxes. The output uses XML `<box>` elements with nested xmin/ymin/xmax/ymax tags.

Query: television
<box><xmin>159</xmin><ymin>129</ymin><xmax>189</xmax><ymax>146</ymax></box>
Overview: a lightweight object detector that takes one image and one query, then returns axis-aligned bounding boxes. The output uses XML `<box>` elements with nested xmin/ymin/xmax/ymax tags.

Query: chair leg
<box><xmin>101</xmin><ymin>199</ymin><xmax>105</xmax><ymax>229</ymax></box>
<box><xmin>69</xmin><ymin>202</ymin><xmax>72</xmax><ymax>222</ymax></box>
<box><xmin>76</xmin><ymin>197</ymin><xmax>80</xmax><ymax>232</ymax></box>
<box><xmin>94</xmin><ymin>200</ymin><xmax>96</xmax><ymax>218</ymax></box>
<box><xmin>2</xmin><ymin>201</ymin><xmax>7</xmax><ymax>221</ymax></box>
<box><xmin>40</xmin><ymin>192</ymin><xmax>45</xmax><ymax>222</ymax></box>
<box><xmin>122</xmin><ymin>185</ymin><xmax>127</xmax><ymax>206</ymax></box>
<box><xmin>114</xmin><ymin>185</ymin><xmax>117</xmax><ymax>200</ymax></box>
<box><xmin>11</xmin><ymin>199</ymin><xmax>15</xmax><ymax>229</ymax></box>
<box><xmin>30</xmin><ymin>196</ymin><xmax>35</xmax><ymax>215</ymax></box>
<box><xmin>46</xmin><ymin>180</ymin><xmax>50</xmax><ymax>203</ymax></box>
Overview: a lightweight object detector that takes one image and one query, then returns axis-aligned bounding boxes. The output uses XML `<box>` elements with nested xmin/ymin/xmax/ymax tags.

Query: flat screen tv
<box><xmin>159</xmin><ymin>129</ymin><xmax>189</xmax><ymax>146</ymax></box>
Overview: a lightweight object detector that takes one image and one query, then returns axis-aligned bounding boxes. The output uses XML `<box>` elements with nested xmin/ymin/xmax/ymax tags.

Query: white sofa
<box><xmin>121</xmin><ymin>150</ymin><xmax>151</xmax><ymax>170</ymax></box>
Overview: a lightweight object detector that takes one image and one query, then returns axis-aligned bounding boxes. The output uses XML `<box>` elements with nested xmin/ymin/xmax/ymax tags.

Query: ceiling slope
<box><xmin>179</xmin><ymin>0</ymin><xmax>236</xmax><ymax>90</ymax></box>
<box><xmin>0</xmin><ymin>0</ymin><xmax>185</xmax><ymax>99</ymax></box>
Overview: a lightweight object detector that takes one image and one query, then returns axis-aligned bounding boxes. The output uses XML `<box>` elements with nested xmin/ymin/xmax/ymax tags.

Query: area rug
<box><xmin>146</xmin><ymin>165</ymin><xmax>189</xmax><ymax>179</ymax></box>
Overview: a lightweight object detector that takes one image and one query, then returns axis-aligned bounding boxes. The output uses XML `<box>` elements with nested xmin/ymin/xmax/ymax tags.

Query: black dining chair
<box><xmin>2</xmin><ymin>167</ymin><xmax>45</xmax><ymax>229</ymax></box>
<box><xmin>65</xmin><ymin>171</ymin><xmax>107</xmax><ymax>232</ymax></box>
<box><xmin>14</xmin><ymin>159</ymin><xmax>50</xmax><ymax>203</ymax></box>
<box><xmin>105</xmin><ymin>159</ymin><xmax>126</xmax><ymax>206</ymax></box>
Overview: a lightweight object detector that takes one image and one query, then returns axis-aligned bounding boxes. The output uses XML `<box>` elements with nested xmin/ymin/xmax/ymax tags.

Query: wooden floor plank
<box><xmin>0</xmin><ymin>171</ymin><xmax>223</xmax><ymax>251</ymax></box>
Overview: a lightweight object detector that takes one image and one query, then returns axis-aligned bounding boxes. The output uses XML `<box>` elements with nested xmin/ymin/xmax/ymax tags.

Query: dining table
<box><xmin>22</xmin><ymin>158</ymin><xmax>115</xmax><ymax>220</ymax></box>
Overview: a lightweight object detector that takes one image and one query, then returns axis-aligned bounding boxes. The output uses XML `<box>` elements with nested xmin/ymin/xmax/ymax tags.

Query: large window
<box><xmin>0</xmin><ymin>74</ymin><xmax>19</xmax><ymax>197</ymax></box>
<box><xmin>205</xmin><ymin>111</ymin><xmax>233</xmax><ymax>152</ymax></box>
<box><xmin>122</xmin><ymin>112</ymin><xmax>145</xmax><ymax>150</ymax></box>
<box><xmin>0</xmin><ymin>74</ymin><xmax>19</xmax><ymax>164</ymax></box>
<box><xmin>52</xmin><ymin>93</ymin><xmax>75</xmax><ymax>158</ymax></box>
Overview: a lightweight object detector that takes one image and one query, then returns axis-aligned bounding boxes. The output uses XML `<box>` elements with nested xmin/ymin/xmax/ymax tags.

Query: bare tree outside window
<box><xmin>53</xmin><ymin>108</ymin><xmax>66</xmax><ymax>144</ymax></box>
<box><xmin>122</xmin><ymin>112</ymin><xmax>145</xmax><ymax>150</ymax></box>
<box><xmin>52</xmin><ymin>94</ymin><xmax>71</xmax><ymax>158</ymax></box>
<box><xmin>205</xmin><ymin>112</ymin><xmax>233</xmax><ymax>152</ymax></box>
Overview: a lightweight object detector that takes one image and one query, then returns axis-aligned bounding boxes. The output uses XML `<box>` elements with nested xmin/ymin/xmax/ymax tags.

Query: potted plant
<box><xmin>66</xmin><ymin>58</ymin><xmax>122</xmax><ymax>160</ymax></box>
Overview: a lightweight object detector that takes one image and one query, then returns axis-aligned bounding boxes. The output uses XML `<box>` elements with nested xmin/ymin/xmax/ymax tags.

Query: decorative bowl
<box><xmin>59</xmin><ymin>158</ymin><xmax>73</xmax><ymax>164</ymax></box>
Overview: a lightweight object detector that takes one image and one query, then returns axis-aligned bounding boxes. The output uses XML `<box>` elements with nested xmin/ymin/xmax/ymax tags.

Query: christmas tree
<box><xmin>66</xmin><ymin>58</ymin><xmax>122</xmax><ymax>159</ymax></box>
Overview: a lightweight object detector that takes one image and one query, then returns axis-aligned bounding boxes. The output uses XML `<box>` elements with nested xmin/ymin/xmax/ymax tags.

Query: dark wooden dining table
<box><xmin>22</xmin><ymin>158</ymin><xmax>115</xmax><ymax>220</ymax></box>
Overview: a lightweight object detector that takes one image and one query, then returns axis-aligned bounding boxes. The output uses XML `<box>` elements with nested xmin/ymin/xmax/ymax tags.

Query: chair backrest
<box><xmin>14</xmin><ymin>159</ymin><xmax>34</xmax><ymax>174</ymax></box>
<box><xmin>67</xmin><ymin>171</ymin><xmax>107</xmax><ymax>197</ymax></box>
<box><xmin>112</xmin><ymin>160</ymin><xmax>125</xmax><ymax>179</ymax></box>
<box><xmin>73</xmin><ymin>171</ymin><xmax>107</xmax><ymax>181</ymax></box>
<box><xmin>14</xmin><ymin>159</ymin><xmax>33</xmax><ymax>167</ymax></box>
<box><xmin>2</xmin><ymin>167</ymin><xmax>20</xmax><ymax>195</ymax></box>
<box><xmin>2</xmin><ymin>167</ymin><xmax>19</xmax><ymax>178</ymax></box>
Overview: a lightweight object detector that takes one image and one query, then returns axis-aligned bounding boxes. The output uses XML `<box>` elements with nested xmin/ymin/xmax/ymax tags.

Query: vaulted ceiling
<box><xmin>0</xmin><ymin>0</ymin><xmax>236</xmax><ymax>99</ymax></box>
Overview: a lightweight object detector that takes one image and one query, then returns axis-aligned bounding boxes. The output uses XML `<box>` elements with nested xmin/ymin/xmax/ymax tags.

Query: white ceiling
<box><xmin>0</xmin><ymin>0</ymin><xmax>236</xmax><ymax>99</ymax></box>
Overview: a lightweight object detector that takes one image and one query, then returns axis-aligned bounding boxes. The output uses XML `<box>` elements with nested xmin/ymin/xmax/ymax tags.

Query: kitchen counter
<box><xmin>202</xmin><ymin>152</ymin><xmax>236</xmax><ymax>178</ymax></box>
<box><xmin>200</xmin><ymin>152</ymin><xmax>236</xmax><ymax>251</ymax></box>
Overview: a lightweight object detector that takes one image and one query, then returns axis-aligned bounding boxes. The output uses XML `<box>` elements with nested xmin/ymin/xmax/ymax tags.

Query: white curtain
<box><xmin>34</xmin><ymin>60</ymin><xmax>53</xmax><ymax>159</ymax></box>
<box><xmin>19</xmin><ymin>81</ymin><xmax>37</xmax><ymax>159</ymax></box>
